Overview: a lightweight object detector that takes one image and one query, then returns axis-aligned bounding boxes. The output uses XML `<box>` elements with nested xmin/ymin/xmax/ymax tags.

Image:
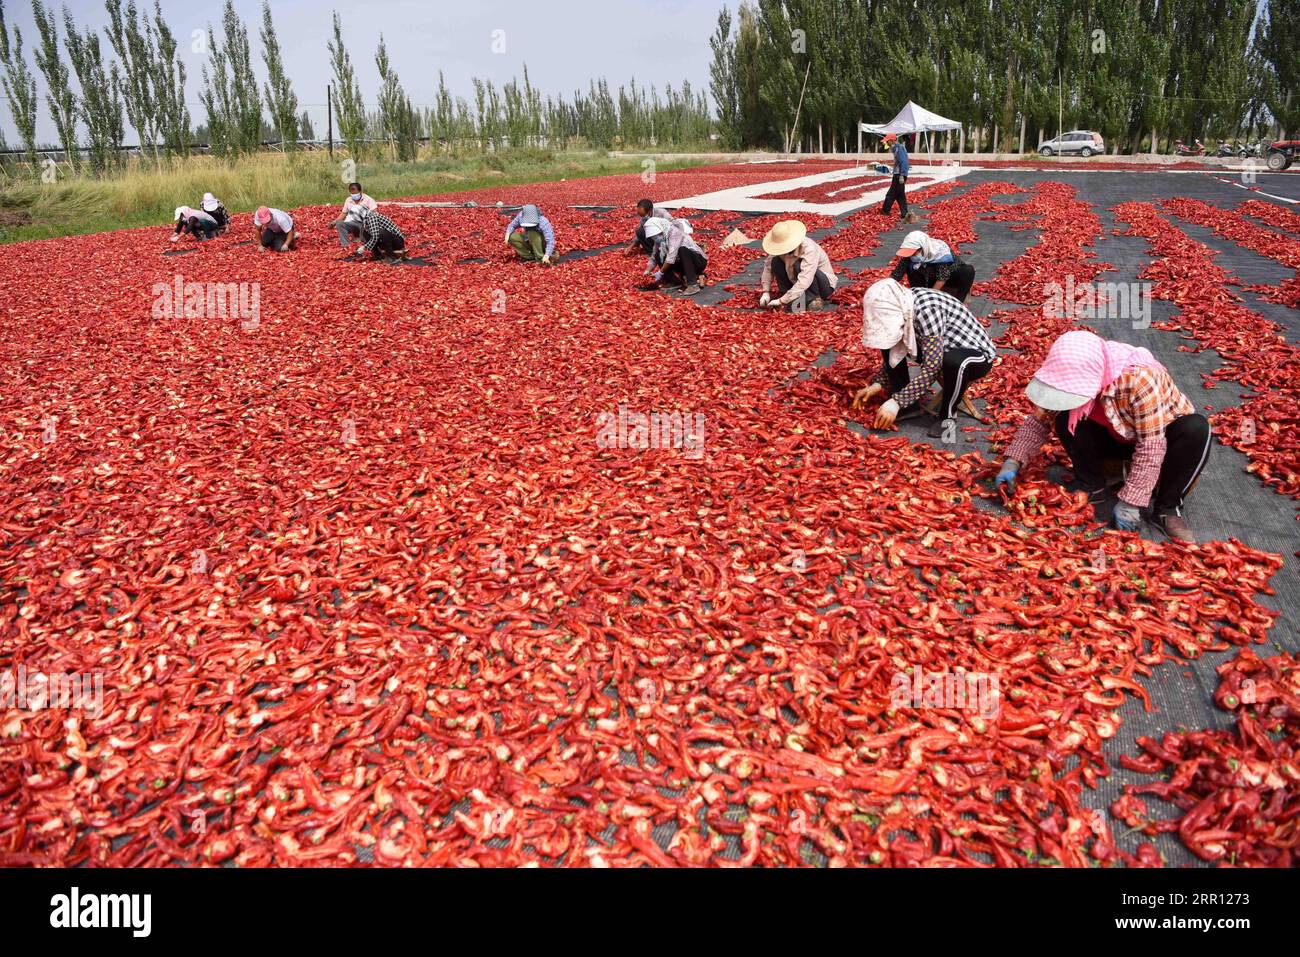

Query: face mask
<box><xmin>350</xmin><ymin>193</ymin><xmax>361</xmax><ymax>201</ymax></box>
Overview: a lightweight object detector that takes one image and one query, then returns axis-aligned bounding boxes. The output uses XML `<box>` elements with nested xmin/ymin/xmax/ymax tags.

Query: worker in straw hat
<box><xmin>880</xmin><ymin>132</ymin><xmax>911</xmax><ymax>221</ymax></box>
<box><xmin>758</xmin><ymin>220</ymin><xmax>838</xmax><ymax>311</ymax></box>
<box><xmin>504</xmin><ymin>204</ymin><xmax>556</xmax><ymax>265</ymax></box>
<box><xmin>854</xmin><ymin>277</ymin><xmax>995</xmax><ymax>436</ymax></box>
<box><xmin>995</xmin><ymin>330</ymin><xmax>1210</xmax><ymax>543</ymax></box>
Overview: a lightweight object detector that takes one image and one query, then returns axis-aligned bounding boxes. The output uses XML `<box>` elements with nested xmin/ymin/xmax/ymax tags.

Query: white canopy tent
<box><xmin>858</xmin><ymin>101</ymin><xmax>963</xmax><ymax>163</ymax></box>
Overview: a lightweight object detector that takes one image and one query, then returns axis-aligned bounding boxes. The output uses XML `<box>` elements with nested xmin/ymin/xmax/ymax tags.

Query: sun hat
<box><xmin>201</xmin><ymin>192</ymin><xmax>220</xmax><ymax>212</ymax></box>
<box><xmin>643</xmin><ymin>217</ymin><xmax>668</xmax><ymax>238</ymax></box>
<box><xmin>174</xmin><ymin>206</ymin><xmax>187</xmax><ymax>221</ymax></box>
<box><xmin>861</xmin><ymin>278</ymin><xmax>917</xmax><ymax>368</ymax></box>
<box><xmin>762</xmin><ymin>220</ymin><xmax>807</xmax><ymax>256</ymax></box>
<box><xmin>520</xmin><ymin>204</ymin><xmax>540</xmax><ymax>227</ymax></box>
<box><xmin>1026</xmin><ymin>330</ymin><xmax>1162</xmax><ymax>430</ymax></box>
<box><xmin>895</xmin><ymin>230</ymin><xmax>929</xmax><ymax>258</ymax></box>
<box><xmin>254</xmin><ymin>206</ymin><xmax>271</xmax><ymax>226</ymax></box>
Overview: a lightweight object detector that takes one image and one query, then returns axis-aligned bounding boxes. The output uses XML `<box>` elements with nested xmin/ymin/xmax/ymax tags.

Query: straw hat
<box><xmin>762</xmin><ymin>220</ymin><xmax>807</xmax><ymax>256</ymax></box>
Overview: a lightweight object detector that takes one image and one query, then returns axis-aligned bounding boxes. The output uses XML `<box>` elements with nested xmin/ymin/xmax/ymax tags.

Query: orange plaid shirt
<box><xmin>1007</xmin><ymin>365</ymin><xmax>1195</xmax><ymax>507</ymax></box>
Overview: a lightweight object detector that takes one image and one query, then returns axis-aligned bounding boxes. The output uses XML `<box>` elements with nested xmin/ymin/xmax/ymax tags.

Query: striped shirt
<box><xmin>873</xmin><ymin>288</ymin><xmax>995</xmax><ymax>408</ymax></box>
<box><xmin>358</xmin><ymin>209</ymin><xmax>404</xmax><ymax>252</ymax></box>
<box><xmin>1005</xmin><ymin>364</ymin><xmax>1196</xmax><ymax>507</ymax></box>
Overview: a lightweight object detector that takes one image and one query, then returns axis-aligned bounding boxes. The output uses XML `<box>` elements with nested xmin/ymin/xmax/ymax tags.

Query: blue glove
<box><xmin>995</xmin><ymin>460</ymin><xmax>1019</xmax><ymax>498</ymax></box>
<box><xmin>1113</xmin><ymin>501</ymin><xmax>1142</xmax><ymax>532</ymax></box>
<box><xmin>652</xmin><ymin>271</ymin><xmax>663</xmax><ymax>283</ymax></box>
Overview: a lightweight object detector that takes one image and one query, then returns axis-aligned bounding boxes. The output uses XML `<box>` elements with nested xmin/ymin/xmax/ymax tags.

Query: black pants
<box><xmin>1053</xmin><ymin>411</ymin><xmax>1211</xmax><ymax>514</ymax></box>
<box><xmin>880</xmin><ymin>347</ymin><xmax>993</xmax><ymax>419</ymax></box>
<box><xmin>368</xmin><ymin>231</ymin><xmax>406</xmax><ymax>257</ymax></box>
<box><xmin>183</xmin><ymin>216</ymin><xmax>219</xmax><ymax>240</ymax></box>
<box><xmin>261</xmin><ymin>229</ymin><xmax>289</xmax><ymax>251</ymax></box>
<box><xmin>941</xmin><ymin>262</ymin><xmax>975</xmax><ymax>302</ymax></box>
<box><xmin>663</xmin><ymin>248</ymin><xmax>707</xmax><ymax>286</ymax></box>
<box><xmin>881</xmin><ymin>175</ymin><xmax>908</xmax><ymax>218</ymax></box>
<box><xmin>773</xmin><ymin>257</ymin><xmax>834</xmax><ymax>305</ymax></box>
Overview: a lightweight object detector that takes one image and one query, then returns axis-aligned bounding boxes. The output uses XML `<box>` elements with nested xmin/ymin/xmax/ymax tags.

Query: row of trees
<box><xmin>710</xmin><ymin>0</ymin><xmax>1297</xmax><ymax>154</ymax></box>
<box><xmin>0</xmin><ymin>0</ymin><xmax>713</xmax><ymax>176</ymax></box>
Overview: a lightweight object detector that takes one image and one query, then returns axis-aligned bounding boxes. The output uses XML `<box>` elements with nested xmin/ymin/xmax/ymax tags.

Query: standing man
<box><xmin>880</xmin><ymin>132</ymin><xmax>910</xmax><ymax>221</ymax></box>
<box><xmin>504</xmin><ymin>204</ymin><xmax>556</xmax><ymax>265</ymax></box>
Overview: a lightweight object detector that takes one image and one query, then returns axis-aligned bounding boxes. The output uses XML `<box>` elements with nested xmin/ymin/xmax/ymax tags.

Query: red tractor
<box><xmin>1266</xmin><ymin>139</ymin><xmax>1299</xmax><ymax>171</ymax></box>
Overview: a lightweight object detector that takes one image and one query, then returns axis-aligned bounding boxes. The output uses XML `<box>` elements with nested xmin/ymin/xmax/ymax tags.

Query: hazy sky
<box><xmin>2</xmin><ymin>0</ymin><xmax>730</xmax><ymax>143</ymax></box>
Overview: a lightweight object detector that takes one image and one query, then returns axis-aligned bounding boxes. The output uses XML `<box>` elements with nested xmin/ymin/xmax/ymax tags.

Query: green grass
<box><xmin>0</xmin><ymin>148</ymin><xmax>708</xmax><ymax>244</ymax></box>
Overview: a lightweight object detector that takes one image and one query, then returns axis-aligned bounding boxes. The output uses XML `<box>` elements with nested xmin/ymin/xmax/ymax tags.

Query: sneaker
<box><xmin>926</xmin><ymin>417</ymin><xmax>955</xmax><ymax>439</ymax></box>
<box><xmin>808</xmin><ymin>297</ymin><xmax>824</xmax><ymax>311</ymax></box>
<box><xmin>682</xmin><ymin>283</ymin><xmax>702</xmax><ymax>296</ymax></box>
<box><xmin>1151</xmin><ymin>510</ymin><xmax>1196</xmax><ymax>543</ymax></box>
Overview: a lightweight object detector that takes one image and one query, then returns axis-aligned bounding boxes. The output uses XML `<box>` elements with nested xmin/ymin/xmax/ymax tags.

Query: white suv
<box><xmin>1037</xmin><ymin>131</ymin><xmax>1105</xmax><ymax>157</ymax></box>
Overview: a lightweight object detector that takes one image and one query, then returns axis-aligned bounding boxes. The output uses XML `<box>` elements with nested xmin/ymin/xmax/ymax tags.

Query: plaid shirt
<box><xmin>1006</xmin><ymin>364</ymin><xmax>1195</xmax><ymax>507</ymax></box>
<box><xmin>873</xmin><ymin>288</ymin><xmax>995</xmax><ymax>408</ymax></box>
<box><xmin>359</xmin><ymin>209</ymin><xmax>404</xmax><ymax>252</ymax></box>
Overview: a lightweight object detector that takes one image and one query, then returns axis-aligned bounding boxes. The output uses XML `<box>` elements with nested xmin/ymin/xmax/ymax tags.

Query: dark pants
<box><xmin>183</xmin><ymin>216</ymin><xmax>219</xmax><ymax>240</ymax></box>
<box><xmin>261</xmin><ymin>228</ymin><xmax>289</xmax><ymax>251</ymax></box>
<box><xmin>1053</xmin><ymin>411</ymin><xmax>1211</xmax><ymax>514</ymax></box>
<box><xmin>941</xmin><ymin>262</ymin><xmax>975</xmax><ymax>303</ymax></box>
<box><xmin>880</xmin><ymin>347</ymin><xmax>993</xmax><ymax>419</ymax></box>
<box><xmin>881</xmin><ymin>174</ymin><xmax>908</xmax><ymax>218</ymax></box>
<box><xmin>663</xmin><ymin>248</ymin><xmax>707</xmax><ymax>286</ymax></box>
<box><xmin>773</xmin><ymin>257</ymin><xmax>835</xmax><ymax>306</ymax></box>
<box><xmin>367</xmin><ymin>230</ymin><xmax>406</xmax><ymax>258</ymax></box>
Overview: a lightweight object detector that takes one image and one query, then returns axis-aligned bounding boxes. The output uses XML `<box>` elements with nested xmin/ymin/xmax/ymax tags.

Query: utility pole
<box><xmin>327</xmin><ymin>84</ymin><xmax>334</xmax><ymax>158</ymax></box>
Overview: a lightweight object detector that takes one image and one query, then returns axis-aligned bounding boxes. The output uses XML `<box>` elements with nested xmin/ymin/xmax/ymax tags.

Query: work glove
<box><xmin>995</xmin><ymin>459</ymin><xmax>1019</xmax><ymax>498</ymax></box>
<box><xmin>542</xmin><ymin>256</ymin><xmax>552</xmax><ymax>266</ymax></box>
<box><xmin>873</xmin><ymin>398</ymin><xmax>900</xmax><ymax>430</ymax></box>
<box><xmin>169</xmin><ymin>234</ymin><xmax>180</xmax><ymax>243</ymax></box>
<box><xmin>765</xmin><ymin>296</ymin><xmax>783</xmax><ymax>309</ymax></box>
<box><xmin>759</xmin><ymin>293</ymin><xmax>771</xmax><ymax>307</ymax></box>
<box><xmin>851</xmin><ymin>383</ymin><xmax>883</xmax><ymax>409</ymax></box>
<box><xmin>652</xmin><ymin>271</ymin><xmax>663</xmax><ymax>283</ymax></box>
<box><xmin>1113</xmin><ymin>501</ymin><xmax>1142</xmax><ymax>533</ymax></box>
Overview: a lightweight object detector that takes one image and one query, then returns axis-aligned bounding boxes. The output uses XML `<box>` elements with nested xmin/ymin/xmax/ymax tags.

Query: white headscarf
<box><xmin>201</xmin><ymin>192</ymin><xmax>221</xmax><ymax>212</ymax></box>
<box><xmin>861</xmin><ymin>278</ymin><xmax>916</xmax><ymax>368</ymax></box>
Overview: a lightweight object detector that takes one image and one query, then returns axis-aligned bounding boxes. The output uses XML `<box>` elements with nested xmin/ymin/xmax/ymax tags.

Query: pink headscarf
<box><xmin>1034</xmin><ymin>330</ymin><xmax>1164</xmax><ymax>433</ymax></box>
<box><xmin>254</xmin><ymin>206</ymin><xmax>271</xmax><ymax>226</ymax></box>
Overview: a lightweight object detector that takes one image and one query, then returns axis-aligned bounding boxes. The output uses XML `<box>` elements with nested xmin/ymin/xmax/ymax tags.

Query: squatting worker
<box><xmin>643</xmin><ymin>216</ymin><xmax>707</xmax><ymax>295</ymax></box>
<box><xmin>758</xmin><ymin>220</ymin><xmax>837</xmax><ymax>312</ymax></box>
<box><xmin>170</xmin><ymin>205</ymin><xmax>219</xmax><ymax>242</ymax></box>
<box><xmin>854</xmin><ymin>277</ymin><xmax>995</xmax><ymax>437</ymax></box>
<box><xmin>201</xmin><ymin>193</ymin><xmax>230</xmax><ymax>232</ymax></box>
<box><xmin>880</xmin><ymin>132</ymin><xmax>910</xmax><ymax>221</ymax></box>
<box><xmin>995</xmin><ymin>330</ymin><xmax>1210</xmax><ymax>543</ymax></box>
<box><xmin>253</xmin><ymin>206</ymin><xmax>297</xmax><ymax>252</ymax></box>
<box><xmin>891</xmin><ymin>232</ymin><xmax>976</xmax><ymax>302</ymax></box>
<box><xmin>335</xmin><ymin>182</ymin><xmax>378</xmax><ymax>247</ymax></box>
<box><xmin>352</xmin><ymin>208</ymin><xmax>407</xmax><ymax>261</ymax></box>
<box><xmin>504</xmin><ymin>204</ymin><xmax>556</xmax><ymax>265</ymax></box>
<box><xmin>626</xmin><ymin>198</ymin><xmax>691</xmax><ymax>255</ymax></box>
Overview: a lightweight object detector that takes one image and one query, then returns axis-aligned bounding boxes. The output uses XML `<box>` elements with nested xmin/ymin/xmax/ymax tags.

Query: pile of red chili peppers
<box><xmin>1114</xmin><ymin>202</ymin><xmax>1300</xmax><ymax>502</ymax></box>
<box><xmin>1114</xmin><ymin>649</ymin><xmax>1299</xmax><ymax>866</ymax></box>
<box><xmin>0</xmin><ymin>163</ymin><xmax>1290</xmax><ymax>867</ymax></box>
